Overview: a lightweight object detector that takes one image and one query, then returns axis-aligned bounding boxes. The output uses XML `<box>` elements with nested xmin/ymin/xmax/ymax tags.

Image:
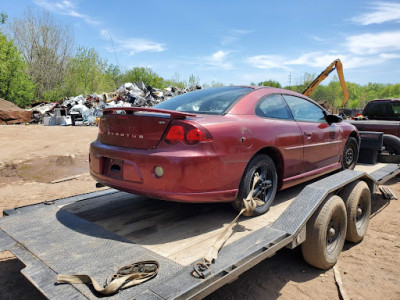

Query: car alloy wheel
<box><xmin>342</xmin><ymin>137</ymin><xmax>358</xmax><ymax>170</ymax></box>
<box><xmin>232</xmin><ymin>154</ymin><xmax>278</xmax><ymax>216</ymax></box>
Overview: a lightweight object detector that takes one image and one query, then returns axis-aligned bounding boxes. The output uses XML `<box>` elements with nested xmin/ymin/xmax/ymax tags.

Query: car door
<box><xmin>253</xmin><ymin>94</ymin><xmax>305</xmax><ymax>178</ymax></box>
<box><xmin>282</xmin><ymin>95</ymin><xmax>342</xmax><ymax>172</ymax></box>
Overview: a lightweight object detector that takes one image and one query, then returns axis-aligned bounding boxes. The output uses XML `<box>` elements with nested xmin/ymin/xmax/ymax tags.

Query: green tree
<box><xmin>0</xmin><ymin>30</ymin><xmax>35</xmax><ymax>107</ymax></box>
<box><xmin>202</xmin><ymin>80</ymin><xmax>225</xmax><ymax>88</ymax></box>
<box><xmin>121</xmin><ymin>67</ymin><xmax>166</xmax><ymax>88</ymax></box>
<box><xmin>0</xmin><ymin>11</ymin><xmax>7</xmax><ymax>24</ymax></box>
<box><xmin>263</xmin><ymin>73</ymin><xmax>400</xmax><ymax>109</ymax></box>
<box><xmin>60</xmin><ymin>46</ymin><xmax>116</xmax><ymax>98</ymax></box>
<box><xmin>258</xmin><ymin>79</ymin><xmax>281</xmax><ymax>88</ymax></box>
<box><xmin>187</xmin><ymin>74</ymin><xmax>200</xmax><ymax>88</ymax></box>
<box><xmin>164</xmin><ymin>72</ymin><xmax>186</xmax><ymax>89</ymax></box>
<box><xmin>105</xmin><ymin>64</ymin><xmax>122</xmax><ymax>87</ymax></box>
<box><xmin>8</xmin><ymin>8</ymin><xmax>73</xmax><ymax>99</ymax></box>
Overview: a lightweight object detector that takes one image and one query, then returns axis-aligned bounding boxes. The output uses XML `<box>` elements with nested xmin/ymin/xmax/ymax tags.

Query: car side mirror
<box><xmin>323</xmin><ymin>111</ymin><xmax>342</xmax><ymax>125</ymax></box>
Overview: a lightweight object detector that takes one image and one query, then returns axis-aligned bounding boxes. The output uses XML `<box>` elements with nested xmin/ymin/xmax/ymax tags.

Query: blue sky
<box><xmin>2</xmin><ymin>0</ymin><xmax>400</xmax><ymax>86</ymax></box>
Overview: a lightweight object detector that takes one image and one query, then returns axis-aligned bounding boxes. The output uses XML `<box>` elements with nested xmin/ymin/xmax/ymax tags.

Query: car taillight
<box><xmin>186</xmin><ymin>128</ymin><xmax>208</xmax><ymax>144</ymax></box>
<box><xmin>165</xmin><ymin>125</ymin><xmax>185</xmax><ymax>144</ymax></box>
<box><xmin>164</xmin><ymin>123</ymin><xmax>211</xmax><ymax>145</ymax></box>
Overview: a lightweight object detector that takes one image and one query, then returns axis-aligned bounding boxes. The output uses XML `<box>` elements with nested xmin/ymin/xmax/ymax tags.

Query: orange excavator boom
<box><xmin>302</xmin><ymin>59</ymin><xmax>349</xmax><ymax>108</ymax></box>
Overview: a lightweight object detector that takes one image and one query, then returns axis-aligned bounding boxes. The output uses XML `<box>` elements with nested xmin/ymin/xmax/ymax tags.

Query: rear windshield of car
<box><xmin>154</xmin><ymin>86</ymin><xmax>253</xmax><ymax>115</ymax></box>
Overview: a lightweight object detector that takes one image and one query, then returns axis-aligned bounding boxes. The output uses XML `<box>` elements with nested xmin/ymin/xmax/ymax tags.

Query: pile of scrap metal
<box><xmin>28</xmin><ymin>82</ymin><xmax>201</xmax><ymax>126</ymax></box>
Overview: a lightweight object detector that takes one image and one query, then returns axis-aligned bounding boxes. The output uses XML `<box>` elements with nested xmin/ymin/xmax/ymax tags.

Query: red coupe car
<box><xmin>89</xmin><ymin>86</ymin><xmax>359</xmax><ymax>215</ymax></box>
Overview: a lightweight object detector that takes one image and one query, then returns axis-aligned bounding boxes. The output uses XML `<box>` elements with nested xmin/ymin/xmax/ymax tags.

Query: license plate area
<box><xmin>102</xmin><ymin>157</ymin><xmax>143</xmax><ymax>183</ymax></box>
<box><xmin>104</xmin><ymin>158</ymin><xmax>124</xmax><ymax>179</ymax></box>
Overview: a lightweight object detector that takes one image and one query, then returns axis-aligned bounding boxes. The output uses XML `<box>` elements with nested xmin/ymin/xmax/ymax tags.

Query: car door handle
<box><xmin>304</xmin><ymin>132</ymin><xmax>312</xmax><ymax>138</ymax></box>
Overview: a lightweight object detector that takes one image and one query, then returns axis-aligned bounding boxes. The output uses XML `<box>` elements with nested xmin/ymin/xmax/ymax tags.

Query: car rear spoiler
<box><xmin>102</xmin><ymin>107</ymin><xmax>196</xmax><ymax>119</ymax></box>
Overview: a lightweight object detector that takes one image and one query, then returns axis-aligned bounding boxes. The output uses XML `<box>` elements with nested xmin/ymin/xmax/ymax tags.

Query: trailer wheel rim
<box><xmin>355</xmin><ymin>196</ymin><xmax>368</xmax><ymax>230</ymax></box>
<box><xmin>326</xmin><ymin>213</ymin><xmax>342</xmax><ymax>254</ymax></box>
<box><xmin>252</xmin><ymin>166</ymin><xmax>273</xmax><ymax>205</ymax></box>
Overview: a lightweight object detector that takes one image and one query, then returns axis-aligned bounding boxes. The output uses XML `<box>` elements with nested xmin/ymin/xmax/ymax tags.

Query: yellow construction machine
<box><xmin>302</xmin><ymin>59</ymin><xmax>349</xmax><ymax>108</ymax></box>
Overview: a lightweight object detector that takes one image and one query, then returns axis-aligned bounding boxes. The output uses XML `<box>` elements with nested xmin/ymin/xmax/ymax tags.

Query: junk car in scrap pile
<box><xmin>89</xmin><ymin>86</ymin><xmax>360</xmax><ymax>215</ymax></box>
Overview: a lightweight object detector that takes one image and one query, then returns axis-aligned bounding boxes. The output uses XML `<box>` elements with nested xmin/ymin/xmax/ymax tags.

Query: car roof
<box><xmin>226</xmin><ymin>85</ymin><xmax>326</xmax><ymax>115</ymax></box>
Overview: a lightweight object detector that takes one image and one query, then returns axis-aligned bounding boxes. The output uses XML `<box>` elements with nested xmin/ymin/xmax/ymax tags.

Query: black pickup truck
<box><xmin>348</xmin><ymin>99</ymin><xmax>400</xmax><ymax>155</ymax></box>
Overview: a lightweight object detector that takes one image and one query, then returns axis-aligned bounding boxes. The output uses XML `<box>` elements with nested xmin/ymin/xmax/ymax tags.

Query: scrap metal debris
<box><xmin>25</xmin><ymin>82</ymin><xmax>201</xmax><ymax>126</ymax></box>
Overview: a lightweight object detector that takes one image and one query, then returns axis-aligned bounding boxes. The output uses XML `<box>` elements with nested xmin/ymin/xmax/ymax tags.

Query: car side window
<box><xmin>283</xmin><ymin>95</ymin><xmax>326</xmax><ymax>123</ymax></box>
<box><xmin>393</xmin><ymin>103</ymin><xmax>400</xmax><ymax>116</ymax></box>
<box><xmin>255</xmin><ymin>94</ymin><xmax>292</xmax><ymax>120</ymax></box>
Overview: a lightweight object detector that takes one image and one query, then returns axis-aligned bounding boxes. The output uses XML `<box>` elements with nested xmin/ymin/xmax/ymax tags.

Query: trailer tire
<box><xmin>342</xmin><ymin>137</ymin><xmax>359</xmax><ymax>170</ymax></box>
<box><xmin>232</xmin><ymin>154</ymin><xmax>278</xmax><ymax>216</ymax></box>
<box><xmin>339</xmin><ymin>180</ymin><xmax>371</xmax><ymax>243</ymax></box>
<box><xmin>302</xmin><ymin>195</ymin><xmax>347</xmax><ymax>269</ymax></box>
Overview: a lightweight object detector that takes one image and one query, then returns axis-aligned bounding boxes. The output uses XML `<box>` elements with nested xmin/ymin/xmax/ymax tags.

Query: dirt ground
<box><xmin>0</xmin><ymin>125</ymin><xmax>399</xmax><ymax>300</ymax></box>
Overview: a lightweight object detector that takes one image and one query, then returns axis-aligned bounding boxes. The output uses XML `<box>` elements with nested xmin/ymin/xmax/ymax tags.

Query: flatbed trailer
<box><xmin>0</xmin><ymin>163</ymin><xmax>399</xmax><ymax>299</ymax></box>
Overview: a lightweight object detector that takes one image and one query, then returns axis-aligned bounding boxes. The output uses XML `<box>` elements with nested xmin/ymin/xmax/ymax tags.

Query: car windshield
<box><xmin>154</xmin><ymin>86</ymin><xmax>253</xmax><ymax>115</ymax></box>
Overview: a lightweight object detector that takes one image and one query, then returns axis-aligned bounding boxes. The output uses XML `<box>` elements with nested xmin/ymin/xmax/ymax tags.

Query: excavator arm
<box><xmin>302</xmin><ymin>59</ymin><xmax>349</xmax><ymax>108</ymax></box>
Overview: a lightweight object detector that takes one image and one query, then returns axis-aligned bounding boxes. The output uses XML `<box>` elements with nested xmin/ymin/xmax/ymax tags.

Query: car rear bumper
<box><xmin>89</xmin><ymin>140</ymin><xmax>242</xmax><ymax>203</ymax></box>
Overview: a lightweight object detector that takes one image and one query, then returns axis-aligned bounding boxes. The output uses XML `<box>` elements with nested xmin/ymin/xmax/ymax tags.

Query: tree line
<box><xmin>255</xmin><ymin>77</ymin><xmax>400</xmax><ymax>109</ymax></box>
<box><xmin>0</xmin><ymin>8</ymin><xmax>399</xmax><ymax>108</ymax></box>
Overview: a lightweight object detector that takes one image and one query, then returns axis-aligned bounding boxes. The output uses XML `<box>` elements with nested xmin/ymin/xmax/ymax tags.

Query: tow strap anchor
<box><xmin>192</xmin><ymin>173</ymin><xmax>264</xmax><ymax>278</ymax></box>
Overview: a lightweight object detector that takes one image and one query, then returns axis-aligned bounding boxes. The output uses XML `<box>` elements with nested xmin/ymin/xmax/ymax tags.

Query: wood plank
<box><xmin>64</xmin><ymin>183</ymin><xmax>304</xmax><ymax>265</ymax></box>
<box><xmin>355</xmin><ymin>163</ymin><xmax>387</xmax><ymax>174</ymax></box>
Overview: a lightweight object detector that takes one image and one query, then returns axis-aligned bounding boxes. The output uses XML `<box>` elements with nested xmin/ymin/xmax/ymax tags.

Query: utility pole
<box><xmin>288</xmin><ymin>73</ymin><xmax>292</xmax><ymax>90</ymax></box>
<box><xmin>110</xmin><ymin>34</ymin><xmax>119</xmax><ymax>68</ymax></box>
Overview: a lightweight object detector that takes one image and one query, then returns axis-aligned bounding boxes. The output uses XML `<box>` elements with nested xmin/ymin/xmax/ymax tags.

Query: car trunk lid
<box><xmin>99</xmin><ymin>107</ymin><xmax>196</xmax><ymax>149</ymax></box>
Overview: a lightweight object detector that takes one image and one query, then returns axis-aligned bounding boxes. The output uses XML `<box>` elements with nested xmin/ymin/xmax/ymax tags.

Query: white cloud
<box><xmin>309</xmin><ymin>35</ymin><xmax>330</xmax><ymax>42</ymax></box>
<box><xmin>286</xmin><ymin>52</ymin><xmax>337</xmax><ymax>67</ymax></box>
<box><xmin>246</xmin><ymin>49</ymin><xmax>400</xmax><ymax>72</ymax></box>
<box><xmin>346</xmin><ymin>31</ymin><xmax>400</xmax><ymax>54</ymax></box>
<box><xmin>34</xmin><ymin>0</ymin><xmax>99</xmax><ymax>25</ymax></box>
<box><xmin>285</xmin><ymin>52</ymin><xmax>396</xmax><ymax>69</ymax></box>
<box><xmin>245</xmin><ymin>55</ymin><xmax>287</xmax><ymax>69</ymax></box>
<box><xmin>117</xmin><ymin>38</ymin><xmax>166</xmax><ymax>55</ymax></box>
<box><xmin>351</xmin><ymin>2</ymin><xmax>400</xmax><ymax>25</ymax></box>
<box><xmin>379</xmin><ymin>53</ymin><xmax>400</xmax><ymax>59</ymax></box>
<box><xmin>101</xmin><ymin>29</ymin><xmax>166</xmax><ymax>55</ymax></box>
<box><xmin>203</xmin><ymin>50</ymin><xmax>234</xmax><ymax>69</ymax></box>
<box><xmin>221</xmin><ymin>29</ymin><xmax>252</xmax><ymax>45</ymax></box>
<box><xmin>221</xmin><ymin>36</ymin><xmax>237</xmax><ymax>45</ymax></box>
<box><xmin>231</xmin><ymin>29</ymin><xmax>252</xmax><ymax>35</ymax></box>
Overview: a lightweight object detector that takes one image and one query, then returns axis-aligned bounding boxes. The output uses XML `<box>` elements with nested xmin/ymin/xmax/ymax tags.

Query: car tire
<box><xmin>342</xmin><ymin>137</ymin><xmax>359</xmax><ymax>170</ymax></box>
<box><xmin>301</xmin><ymin>195</ymin><xmax>347</xmax><ymax>269</ymax></box>
<box><xmin>338</xmin><ymin>180</ymin><xmax>371</xmax><ymax>243</ymax></box>
<box><xmin>232</xmin><ymin>154</ymin><xmax>278</xmax><ymax>216</ymax></box>
<box><xmin>382</xmin><ymin>134</ymin><xmax>400</xmax><ymax>155</ymax></box>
